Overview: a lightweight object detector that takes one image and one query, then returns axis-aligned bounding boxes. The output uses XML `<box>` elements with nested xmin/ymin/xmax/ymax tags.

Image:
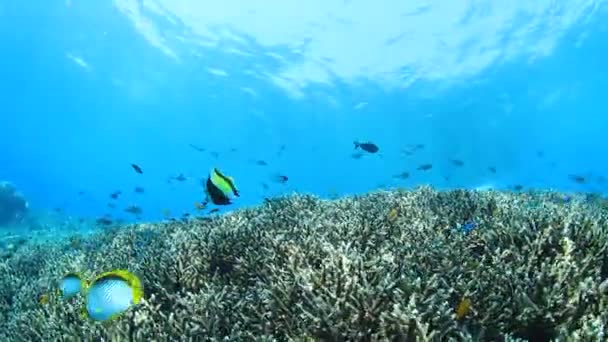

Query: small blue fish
<box><xmin>461</xmin><ymin>221</ymin><xmax>477</xmax><ymax>234</ymax></box>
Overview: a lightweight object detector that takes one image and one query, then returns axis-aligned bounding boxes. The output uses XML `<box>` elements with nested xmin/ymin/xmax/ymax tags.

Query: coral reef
<box><xmin>1</xmin><ymin>187</ymin><xmax>607</xmax><ymax>341</ymax></box>
<box><xmin>0</xmin><ymin>181</ymin><xmax>28</xmax><ymax>226</ymax></box>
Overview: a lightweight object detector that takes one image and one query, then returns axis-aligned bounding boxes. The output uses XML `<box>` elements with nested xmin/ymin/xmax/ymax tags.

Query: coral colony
<box><xmin>1</xmin><ymin>187</ymin><xmax>608</xmax><ymax>340</ymax></box>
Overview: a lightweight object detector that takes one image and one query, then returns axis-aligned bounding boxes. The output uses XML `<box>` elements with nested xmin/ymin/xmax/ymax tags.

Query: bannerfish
<box><xmin>205</xmin><ymin>168</ymin><xmax>239</xmax><ymax>205</ymax></box>
<box><xmin>131</xmin><ymin>164</ymin><xmax>143</xmax><ymax>174</ymax></box>
<box><xmin>59</xmin><ymin>272</ymin><xmax>85</xmax><ymax>299</ymax></box>
<box><xmin>84</xmin><ymin>270</ymin><xmax>143</xmax><ymax>321</ymax></box>
<box><xmin>354</xmin><ymin>141</ymin><xmax>379</xmax><ymax>153</ymax></box>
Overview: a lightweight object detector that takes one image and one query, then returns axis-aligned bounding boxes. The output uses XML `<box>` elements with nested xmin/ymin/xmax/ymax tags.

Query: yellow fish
<box><xmin>39</xmin><ymin>293</ymin><xmax>49</xmax><ymax>305</ymax></box>
<box><xmin>455</xmin><ymin>297</ymin><xmax>471</xmax><ymax>319</ymax></box>
<box><xmin>388</xmin><ymin>208</ymin><xmax>398</xmax><ymax>221</ymax></box>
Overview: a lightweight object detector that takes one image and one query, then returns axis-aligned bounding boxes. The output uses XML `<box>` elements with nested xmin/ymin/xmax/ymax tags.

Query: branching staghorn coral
<box><xmin>0</xmin><ymin>187</ymin><xmax>607</xmax><ymax>340</ymax></box>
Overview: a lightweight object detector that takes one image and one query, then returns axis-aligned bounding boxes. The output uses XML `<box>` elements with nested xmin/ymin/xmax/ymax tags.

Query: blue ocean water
<box><xmin>1</xmin><ymin>1</ymin><xmax>607</xmax><ymax>231</ymax></box>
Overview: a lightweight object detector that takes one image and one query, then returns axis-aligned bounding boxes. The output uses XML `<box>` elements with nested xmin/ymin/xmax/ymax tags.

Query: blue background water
<box><xmin>1</xmin><ymin>1</ymin><xmax>607</xmax><ymax>224</ymax></box>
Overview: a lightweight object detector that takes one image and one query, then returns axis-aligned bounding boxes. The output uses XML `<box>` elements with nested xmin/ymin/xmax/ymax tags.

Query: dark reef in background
<box><xmin>1</xmin><ymin>187</ymin><xmax>607</xmax><ymax>340</ymax></box>
<box><xmin>0</xmin><ymin>181</ymin><xmax>28</xmax><ymax>226</ymax></box>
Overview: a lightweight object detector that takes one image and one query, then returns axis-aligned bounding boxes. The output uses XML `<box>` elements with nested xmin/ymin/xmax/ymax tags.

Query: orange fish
<box><xmin>455</xmin><ymin>297</ymin><xmax>471</xmax><ymax>319</ymax></box>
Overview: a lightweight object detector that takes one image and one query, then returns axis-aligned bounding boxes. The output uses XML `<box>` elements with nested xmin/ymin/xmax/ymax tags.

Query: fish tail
<box><xmin>354</xmin><ymin>141</ymin><xmax>360</xmax><ymax>149</ymax></box>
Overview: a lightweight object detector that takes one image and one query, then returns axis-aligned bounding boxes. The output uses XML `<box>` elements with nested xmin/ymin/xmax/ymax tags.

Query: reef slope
<box><xmin>1</xmin><ymin>187</ymin><xmax>607</xmax><ymax>340</ymax></box>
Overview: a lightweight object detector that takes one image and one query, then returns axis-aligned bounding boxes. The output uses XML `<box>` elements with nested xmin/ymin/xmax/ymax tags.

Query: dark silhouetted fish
<box><xmin>351</xmin><ymin>152</ymin><xmax>364</xmax><ymax>159</ymax></box>
<box><xmin>401</xmin><ymin>144</ymin><xmax>425</xmax><ymax>156</ymax></box>
<box><xmin>194</xmin><ymin>201</ymin><xmax>208</xmax><ymax>211</ymax></box>
<box><xmin>209</xmin><ymin>208</ymin><xmax>219</xmax><ymax>214</ymax></box>
<box><xmin>168</xmin><ymin>174</ymin><xmax>188</xmax><ymax>183</ymax></box>
<box><xmin>256</xmin><ymin>160</ymin><xmax>268</xmax><ymax>166</ymax></box>
<box><xmin>134</xmin><ymin>187</ymin><xmax>145</xmax><ymax>194</ymax></box>
<box><xmin>131</xmin><ymin>164</ymin><xmax>143</xmax><ymax>174</ymax></box>
<box><xmin>417</xmin><ymin>164</ymin><xmax>432</xmax><ymax>171</ymax></box>
<box><xmin>277</xmin><ymin>145</ymin><xmax>286</xmax><ymax>156</ymax></box>
<box><xmin>393</xmin><ymin>172</ymin><xmax>409</xmax><ymax>180</ymax></box>
<box><xmin>568</xmin><ymin>174</ymin><xmax>586</xmax><ymax>184</ymax></box>
<box><xmin>273</xmin><ymin>175</ymin><xmax>289</xmax><ymax>184</ymax></box>
<box><xmin>354</xmin><ymin>141</ymin><xmax>379</xmax><ymax>153</ymax></box>
<box><xmin>513</xmin><ymin>185</ymin><xmax>523</xmax><ymax>191</ymax></box>
<box><xmin>189</xmin><ymin>144</ymin><xmax>205</xmax><ymax>152</ymax></box>
<box><xmin>124</xmin><ymin>205</ymin><xmax>142</xmax><ymax>215</ymax></box>
<box><xmin>450</xmin><ymin>159</ymin><xmax>464</xmax><ymax>167</ymax></box>
<box><xmin>110</xmin><ymin>191</ymin><xmax>122</xmax><ymax>199</ymax></box>
<box><xmin>96</xmin><ymin>217</ymin><xmax>113</xmax><ymax>226</ymax></box>
<box><xmin>488</xmin><ymin>166</ymin><xmax>497</xmax><ymax>174</ymax></box>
